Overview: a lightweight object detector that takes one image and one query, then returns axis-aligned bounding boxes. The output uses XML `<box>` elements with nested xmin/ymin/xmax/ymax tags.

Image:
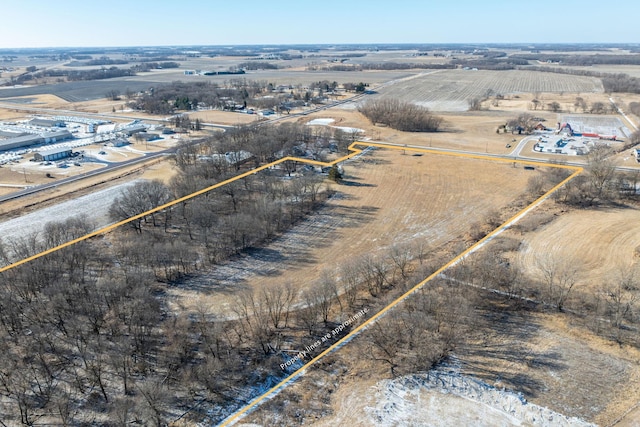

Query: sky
<box><xmin>0</xmin><ymin>0</ymin><xmax>638</xmax><ymax>48</ymax></box>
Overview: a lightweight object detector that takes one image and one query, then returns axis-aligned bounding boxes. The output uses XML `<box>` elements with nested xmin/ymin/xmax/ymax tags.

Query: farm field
<box><xmin>0</xmin><ymin>69</ymin><xmax>417</xmax><ymax>103</ymax></box>
<box><xmin>168</xmin><ymin>148</ymin><xmax>544</xmax><ymax>317</ymax></box>
<box><xmin>372</xmin><ymin>69</ymin><xmax>604</xmax><ymax>111</ymax></box>
<box><xmin>517</xmin><ymin>208</ymin><xmax>640</xmax><ymax>293</ymax></box>
<box><xmin>296</xmin><ymin>108</ymin><xmax>529</xmax><ymax>155</ymax></box>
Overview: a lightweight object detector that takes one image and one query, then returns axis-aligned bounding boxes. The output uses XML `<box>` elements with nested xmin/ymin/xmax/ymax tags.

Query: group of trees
<box><xmin>126</xmin><ymin>80</ymin><xmax>290</xmax><ymax>115</ymax></box>
<box><xmin>0</xmin><ymin>182</ymin><xmax>467</xmax><ymax>425</ymax></box>
<box><xmin>525</xmin><ymin>66</ymin><xmax>640</xmax><ymax>95</ymax></box>
<box><xmin>513</xmin><ymin>53</ymin><xmax>640</xmax><ymax>66</ymax></box>
<box><xmin>550</xmin><ymin>144</ymin><xmax>640</xmax><ymax>206</ymax></box>
<box><xmin>308</xmin><ymin>62</ymin><xmax>455</xmax><ymax>71</ymax></box>
<box><xmin>358</xmin><ymin>98</ymin><xmax>443</xmax><ymax>132</ymax></box>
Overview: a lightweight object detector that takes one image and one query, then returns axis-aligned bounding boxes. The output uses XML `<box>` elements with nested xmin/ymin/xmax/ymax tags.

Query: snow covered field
<box><xmin>0</xmin><ymin>180</ymin><xmax>139</xmax><ymax>250</ymax></box>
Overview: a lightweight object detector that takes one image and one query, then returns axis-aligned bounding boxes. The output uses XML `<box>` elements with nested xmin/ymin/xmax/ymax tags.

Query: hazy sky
<box><xmin>1</xmin><ymin>0</ymin><xmax>638</xmax><ymax>48</ymax></box>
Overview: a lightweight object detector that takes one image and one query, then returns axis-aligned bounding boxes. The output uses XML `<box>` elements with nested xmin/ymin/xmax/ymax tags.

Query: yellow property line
<box><xmin>0</xmin><ymin>142</ymin><xmax>576</xmax><ymax>274</ymax></box>
<box><xmin>0</xmin><ymin>140</ymin><xmax>583</xmax><ymax>426</ymax></box>
<box><xmin>0</xmin><ymin>148</ymin><xmax>367</xmax><ymax>273</ymax></box>
<box><xmin>218</xmin><ymin>147</ymin><xmax>583</xmax><ymax>426</ymax></box>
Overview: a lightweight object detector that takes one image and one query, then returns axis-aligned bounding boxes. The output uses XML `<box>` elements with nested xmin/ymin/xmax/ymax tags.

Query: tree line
<box><xmin>359</xmin><ymin>98</ymin><xmax>443</xmax><ymax>132</ymax></box>
<box><xmin>525</xmin><ymin>66</ymin><xmax>640</xmax><ymax>94</ymax></box>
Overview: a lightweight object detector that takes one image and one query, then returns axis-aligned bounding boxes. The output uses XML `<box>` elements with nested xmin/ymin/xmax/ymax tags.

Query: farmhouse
<box><xmin>34</xmin><ymin>147</ymin><xmax>73</xmax><ymax>162</ymax></box>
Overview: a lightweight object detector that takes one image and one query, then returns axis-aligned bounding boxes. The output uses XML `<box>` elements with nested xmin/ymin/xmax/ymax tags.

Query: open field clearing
<box><xmin>188</xmin><ymin>109</ymin><xmax>260</xmax><ymax>125</ymax></box>
<box><xmin>372</xmin><ymin>70</ymin><xmax>604</xmax><ymax>111</ymax></box>
<box><xmin>131</xmin><ymin>69</ymin><xmax>418</xmax><ymax>86</ymax></box>
<box><xmin>456</xmin><ymin>310</ymin><xmax>640</xmax><ymax>425</ymax></box>
<box><xmin>169</xmin><ymin>148</ymin><xmax>543</xmax><ymax>317</ymax></box>
<box><xmin>296</xmin><ymin>109</ymin><xmax>532</xmax><ymax>154</ymax></box>
<box><xmin>0</xmin><ymin>69</ymin><xmax>416</xmax><ymax>103</ymax></box>
<box><xmin>517</xmin><ymin>208</ymin><xmax>640</xmax><ymax>292</ymax></box>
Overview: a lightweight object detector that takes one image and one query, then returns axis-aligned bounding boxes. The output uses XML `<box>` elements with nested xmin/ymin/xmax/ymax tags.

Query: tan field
<box><xmin>517</xmin><ymin>208</ymin><xmax>640</xmax><ymax>293</ymax></box>
<box><xmin>168</xmin><ymin>148</ymin><xmax>541</xmax><ymax>317</ymax></box>
<box><xmin>188</xmin><ymin>109</ymin><xmax>261</xmax><ymax>125</ymax></box>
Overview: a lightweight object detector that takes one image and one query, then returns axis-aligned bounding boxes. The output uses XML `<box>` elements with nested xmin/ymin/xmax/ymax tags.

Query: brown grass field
<box><xmin>168</xmin><ymin>148</ymin><xmax>541</xmax><ymax>317</ymax></box>
<box><xmin>517</xmin><ymin>208</ymin><xmax>640</xmax><ymax>292</ymax></box>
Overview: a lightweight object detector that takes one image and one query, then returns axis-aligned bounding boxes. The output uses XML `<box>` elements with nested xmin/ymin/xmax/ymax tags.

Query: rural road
<box><xmin>370</xmin><ymin>139</ymin><xmax>640</xmax><ymax>173</ymax></box>
<box><xmin>0</xmin><ymin>137</ymin><xmax>206</xmax><ymax>204</ymax></box>
<box><xmin>0</xmin><ymin>151</ymin><xmax>165</xmax><ymax>203</ymax></box>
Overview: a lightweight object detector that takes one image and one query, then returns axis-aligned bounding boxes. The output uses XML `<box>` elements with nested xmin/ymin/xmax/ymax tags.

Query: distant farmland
<box><xmin>372</xmin><ymin>69</ymin><xmax>604</xmax><ymax>111</ymax></box>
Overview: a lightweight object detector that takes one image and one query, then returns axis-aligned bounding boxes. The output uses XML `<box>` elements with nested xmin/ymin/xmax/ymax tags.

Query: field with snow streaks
<box><xmin>373</xmin><ymin>69</ymin><xmax>604</xmax><ymax>111</ymax></box>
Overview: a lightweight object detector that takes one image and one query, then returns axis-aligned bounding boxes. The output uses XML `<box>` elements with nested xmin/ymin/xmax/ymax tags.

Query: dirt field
<box><xmin>372</xmin><ymin>69</ymin><xmax>604</xmax><ymax>112</ymax></box>
<box><xmin>517</xmin><ymin>208</ymin><xmax>640</xmax><ymax>292</ymax></box>
<box><xmin>296</xmin><ymin>108</ymin><xmax>534</xmax><ymax>155</ymax></box>
<box><xmin>168</xmin><ymin>148</ymin><xmax>539</xmax><ymax>317</ymax></box>
<box><xmin>188</xmin><ymin>109</ymin><xmax>261</xmax><ymax>125</ymax></box>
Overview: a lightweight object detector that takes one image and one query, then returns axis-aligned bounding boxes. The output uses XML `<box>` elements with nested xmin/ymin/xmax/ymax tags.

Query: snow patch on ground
<box><xmin>306</xmin><ymin>118</ymin><xmax>335</xmax><ymax>126</ymax></box>
<box><xmin>333</xmin><ymin>126</ymin><xmax>364</xmax><ymax>134</ymax></box>
<box><xmin>366</xmin><ymin>368</ymin><xmax>596</xmax><ymax>427</ymax></box>
<box><xmin>0</xmin><ymin>180</ymin><xmax>140</xmax><ymax>247</ymax></box>
<box><xmin>305</xmin><ymin>118</ymin><xmax>364</xmax><ymax>135</ymax></box>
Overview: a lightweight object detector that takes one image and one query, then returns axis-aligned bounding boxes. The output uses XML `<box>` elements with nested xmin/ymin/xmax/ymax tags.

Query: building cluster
<box><xmin>0</xmin><ymin>116</ymin><xmax>158</xmax><ymax>165</ymax></box>
<box><xmin>532</xmin><ymin>119</ymin><xmax>626</xmax><ymax>156</ymax></box>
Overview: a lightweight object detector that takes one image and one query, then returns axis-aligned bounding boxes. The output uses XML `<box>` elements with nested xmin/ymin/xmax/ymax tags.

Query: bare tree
<box><xmin>262</xmin><ymin>283</ymin><xmax>295</xmax><ymax>329</ymax></box>
<box><xmin>339</xmin><ymin>262</ymin><xmax>360</xmax><ymax>308</ymax></box>
<box><xmin>109</xmin><ymin>180</ymin><xmax>172</xmax><ymax>232</ymax></box>
<box><xmin>601</xmin><ymin>265</ymin><xmax>639</xmax><ymax>342</ymax></box>
<box><xmin>389</xmin><ymin>244</ymin><xmax>412</xmax><ymax>282</ymax></box>
<box><xmin>535</xmin><ymin>253</ymin><xmax>580</xmax><ymax>311</ymax></box>
<box><xmin>586</xmin><ymin>144</ymin><xmax>616</xmax><ymax>201</ymax></box>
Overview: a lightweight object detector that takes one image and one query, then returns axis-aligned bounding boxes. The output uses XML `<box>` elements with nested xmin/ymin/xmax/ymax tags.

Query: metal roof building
<box><xmin>34</xmin><ymin>147</ymin><xmax>73</xmax><ymax>162</ymax></box>
<box><xmin>0</xmin><ymin>129</ymin><xmax>72</xmax><ymax>152</ymax></box>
